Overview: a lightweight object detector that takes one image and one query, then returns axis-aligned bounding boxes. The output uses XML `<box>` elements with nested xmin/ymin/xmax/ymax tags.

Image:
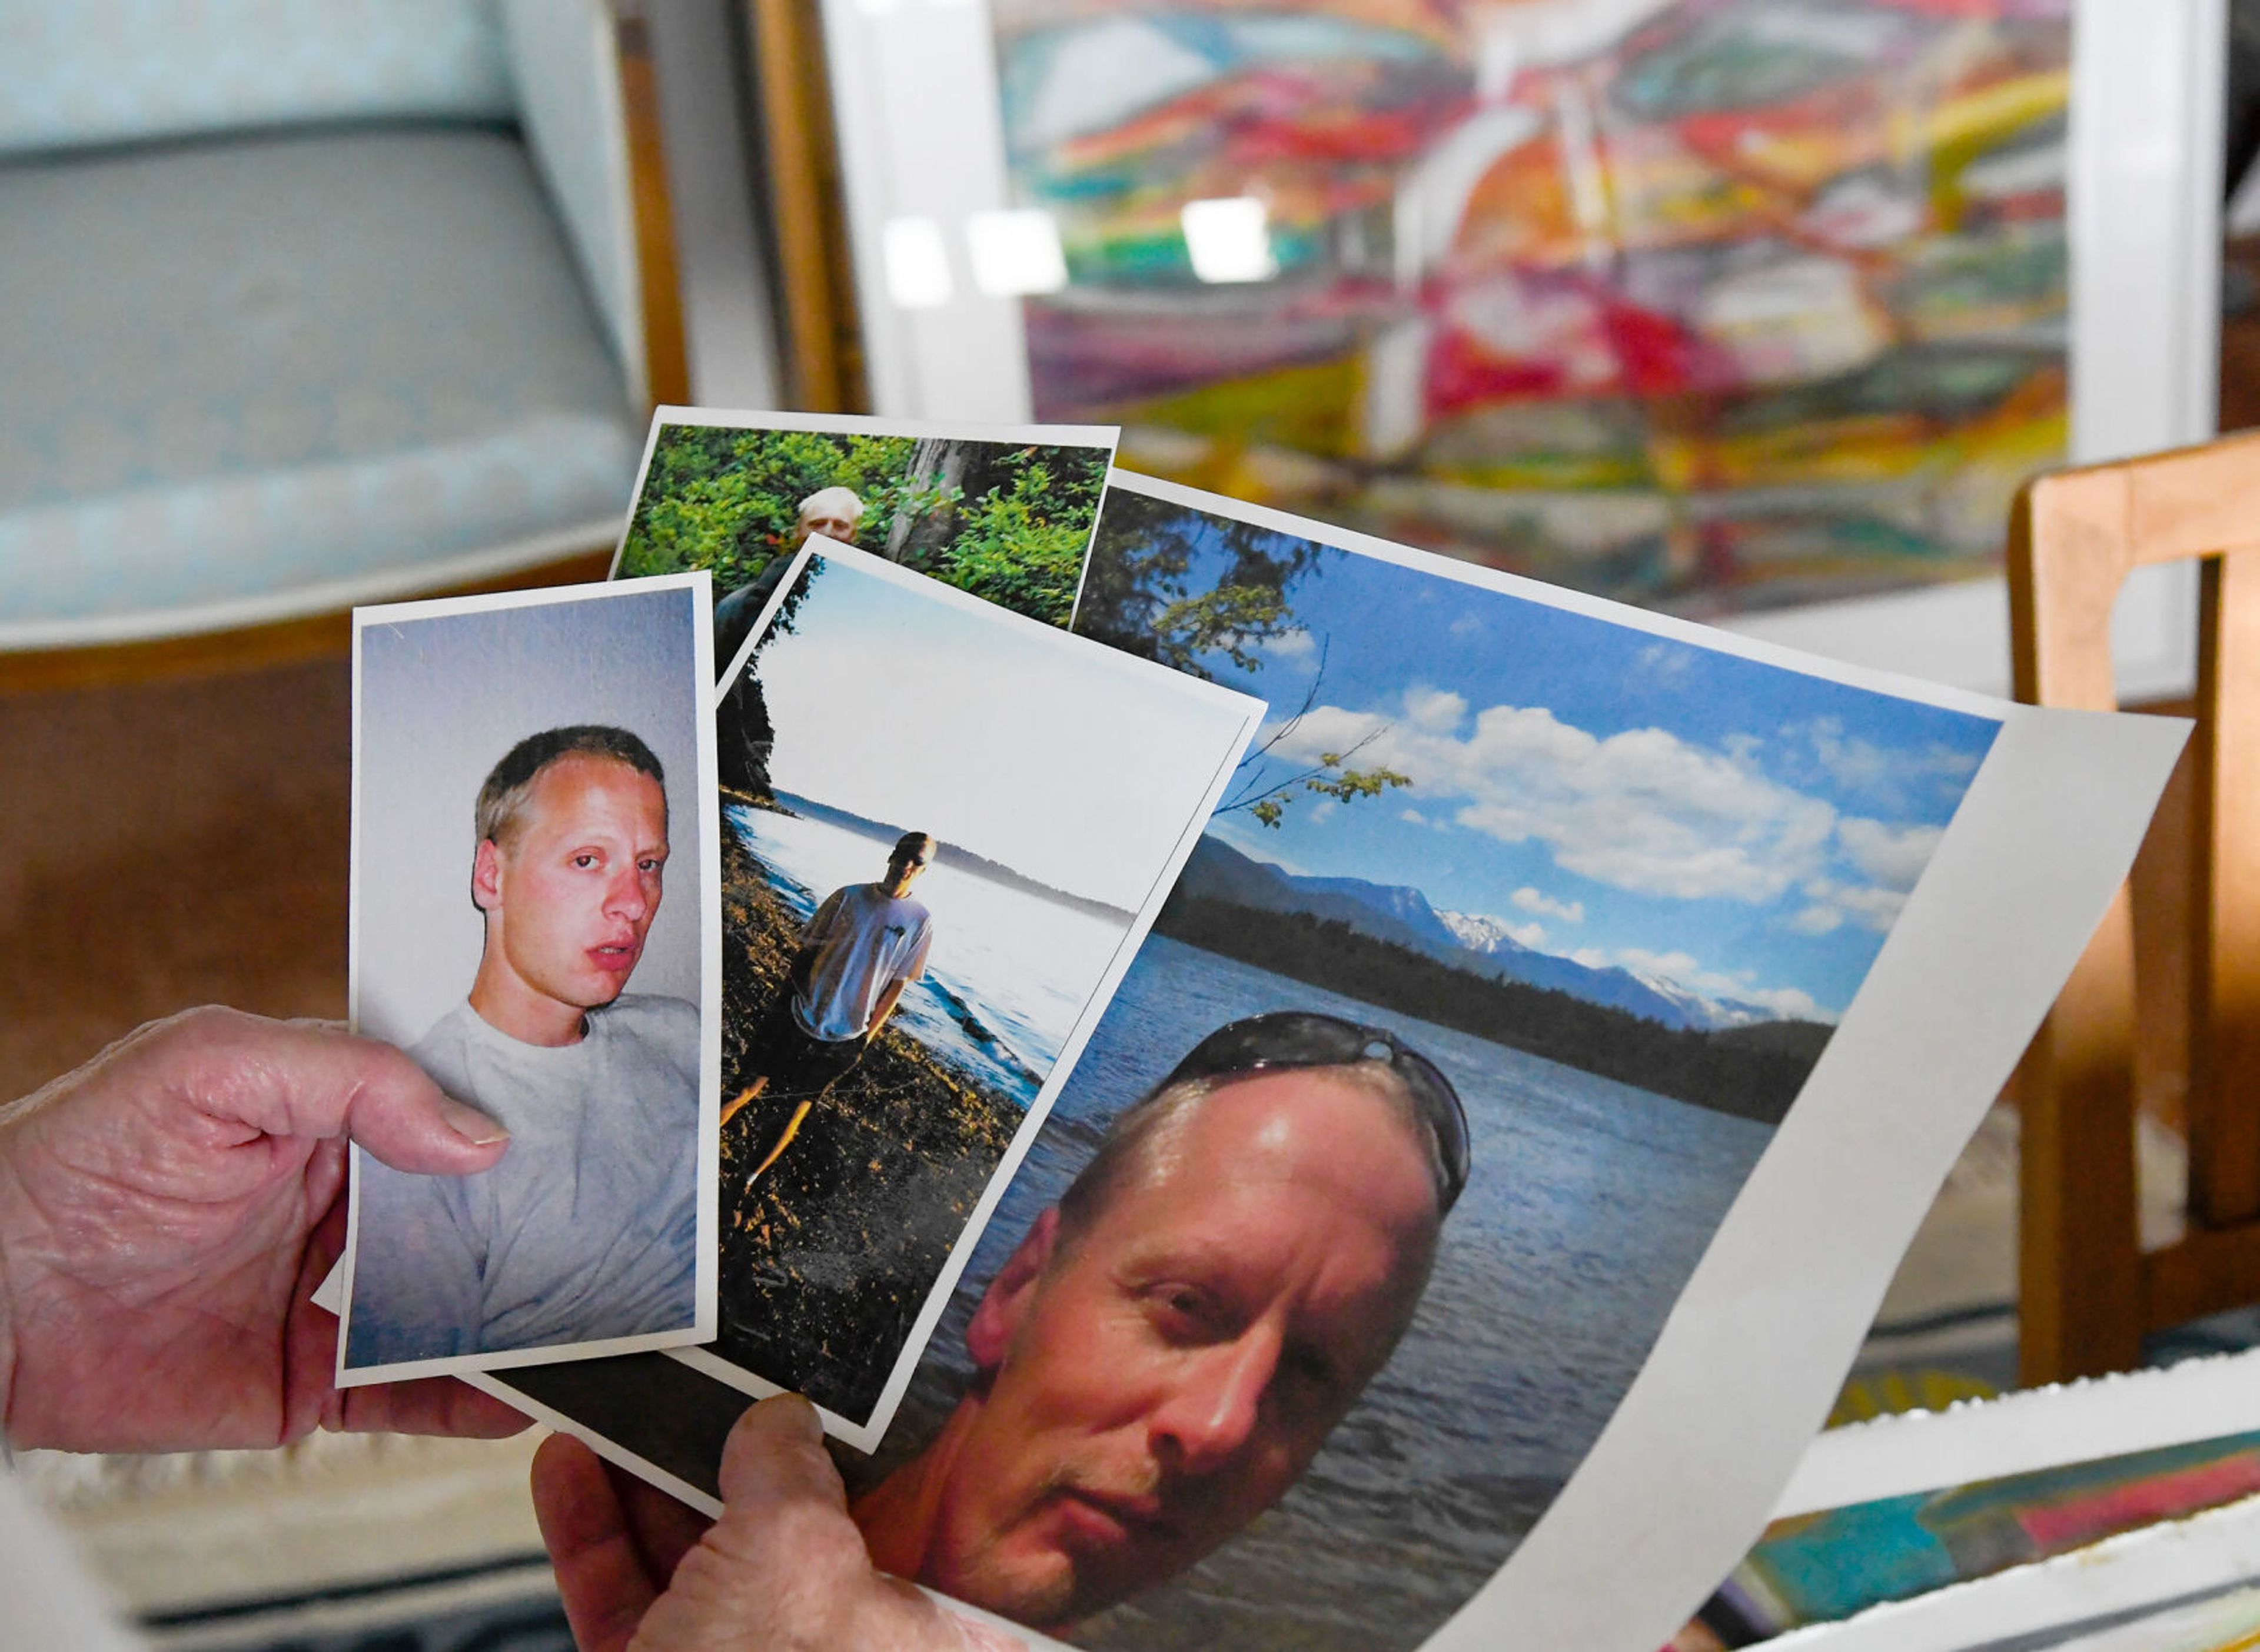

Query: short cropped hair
<box><xmin>891</xmin><ymin>830</ymin><xmax>938</xmax><ymax>865</ymax></box>
<box><xmin>798</xmin><ymin>486</ymin><xmax>865</xmax><ymax>526</ymax></box>
<box><xmin>476</xmin><ymin>726</ymin><xmax>666</xmax><ymax>850</ymax></box>
<box><xmin>1056</xmin><ymin>1061</ymin><xmax>1451</xmax><ymax>1244</ymax></box>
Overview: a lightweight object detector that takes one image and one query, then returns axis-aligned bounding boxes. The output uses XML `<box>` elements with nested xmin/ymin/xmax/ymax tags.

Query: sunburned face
<box><xmin>923</xmin><ymin>1067</ymin><xmax>1440</xmax><ymax>1626</ymax></box>
<box><xmin>795</xmin><ymin>502</ymin><xmax>860</xmax><ymax>547</ymax></box>
<box><xmin>471</xmin><ymin>755</ymin><xmax>669</xmax><ymax>1043</ymax></box>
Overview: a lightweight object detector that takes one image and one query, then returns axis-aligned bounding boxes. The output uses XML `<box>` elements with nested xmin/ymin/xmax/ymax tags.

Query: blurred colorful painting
<box><xmin>992</xmin><ymin>0</ymin><xmax>2070</xmax><ymax>616</ymax></box>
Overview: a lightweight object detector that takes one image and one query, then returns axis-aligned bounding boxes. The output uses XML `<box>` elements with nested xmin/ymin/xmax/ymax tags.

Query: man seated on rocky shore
<box><xmin>723</xmin><ymin>829</ymin><xmax>939</xmax><ymax>1182</ymax></box>
<box><xmin>849</xmin><ymin>1011</ymin><xmax>1470</xmax><ymax>1631</ymax></box>
<box><xmin>711</xmin><ymin>484</ymin><xmax>867</xmax><ymax>673</ymax></box>
<box><xmin>347</xmin><ymin>725</ymin><xmax>700</xmax><ymax>1366</ymax></box>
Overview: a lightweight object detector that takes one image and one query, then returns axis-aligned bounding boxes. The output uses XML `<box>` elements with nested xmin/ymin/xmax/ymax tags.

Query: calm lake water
<box><xmin>729</xmin><ymin>802</ymin><xmax>1130</xmax><ymax>1106</ymax></box>
<box><xmin>872</xmin><ymin>933</ymin><xmax>1777</xmax><ymax>1652</ymax></box>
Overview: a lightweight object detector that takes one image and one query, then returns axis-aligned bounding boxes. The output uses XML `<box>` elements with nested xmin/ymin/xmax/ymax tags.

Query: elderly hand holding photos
<box><xmin>0</xmin><ymin>408</ymin><xmax>2194</xmax><ymax>1652</ymax></box>
<box><xmin>0</xmin><ymin>1012</ymin><xmax>1013</xmax><ymax>1652</ymax></box>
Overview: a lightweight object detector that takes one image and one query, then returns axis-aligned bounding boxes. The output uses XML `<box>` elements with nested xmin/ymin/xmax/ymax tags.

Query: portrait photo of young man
<box><xmin>342</xmin><ymin>580</ymin><xmax>719</xmax><ymax>1378</ymax></box>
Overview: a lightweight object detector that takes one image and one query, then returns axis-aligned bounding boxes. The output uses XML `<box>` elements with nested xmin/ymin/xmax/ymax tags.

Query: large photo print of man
<box><xmin>852</xmin><ymin>1011</ymin><xmax>1467</xmax><ymax>1628</ymax></box>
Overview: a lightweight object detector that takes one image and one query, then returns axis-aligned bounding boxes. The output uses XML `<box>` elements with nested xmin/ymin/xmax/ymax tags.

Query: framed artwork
<box><xmin>769</xmin><ymin>0</ymin><xmax>2224</xmax><ymax>699</ymax></box>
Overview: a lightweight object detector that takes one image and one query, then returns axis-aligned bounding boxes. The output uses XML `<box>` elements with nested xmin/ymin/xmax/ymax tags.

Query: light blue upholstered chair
<box><xmin>0</xmin><ymin>0</ymin><xmax>686</xmax><ymax>683</ymax></box>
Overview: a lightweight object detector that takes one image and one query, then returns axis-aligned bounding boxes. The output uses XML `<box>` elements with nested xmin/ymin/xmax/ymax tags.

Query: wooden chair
<box><xmin>2013</xmin><ymin>427</ymin><xmax>2260</xmax><ymax>1384</ymax></box>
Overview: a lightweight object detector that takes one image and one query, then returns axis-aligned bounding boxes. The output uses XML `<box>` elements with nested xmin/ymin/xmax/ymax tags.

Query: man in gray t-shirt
<box><xmin>722</xmin><ymin>830</ymin><xmax>936</xmax><ymax>1182</ymax></box>
<box><xmin>346</xmin><ymin>725</ymin><xmax>700</xmax><ymax>1367</ymax></box>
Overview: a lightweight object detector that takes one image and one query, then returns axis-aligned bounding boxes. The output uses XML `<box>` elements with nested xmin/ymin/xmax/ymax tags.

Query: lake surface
<box><xmin>729</xmin><ymin>802</ymin><xmax>1132</xmax><ymax>1107</ymax></box>
<box><xmin>872</xmin><ymin>933</ymin><xmax>1777</xmax><ymax>1652</ymax></box>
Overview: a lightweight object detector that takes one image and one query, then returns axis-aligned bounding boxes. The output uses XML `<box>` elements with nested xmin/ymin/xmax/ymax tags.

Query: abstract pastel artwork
<box><xmin>992</xmin><ymin>0</ymin><xmax>2069</xmax><ymax>616</ymax></box>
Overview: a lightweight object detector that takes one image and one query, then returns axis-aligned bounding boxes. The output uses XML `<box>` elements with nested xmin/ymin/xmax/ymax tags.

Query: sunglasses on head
<box><xmin>1159</xmin><ymin>1011</ymin><xmax>1471</xmax><ymax>1213</ymax></box>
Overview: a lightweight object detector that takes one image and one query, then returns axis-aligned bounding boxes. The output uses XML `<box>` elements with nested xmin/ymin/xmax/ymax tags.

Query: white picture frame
<box><xmin>812</xmin><ymin>0</ymin><xmax>2225</xmax><ymax>702</ymax></box>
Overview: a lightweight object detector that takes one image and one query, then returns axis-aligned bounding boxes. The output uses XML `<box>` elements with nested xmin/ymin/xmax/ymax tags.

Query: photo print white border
<box><xmin>335</xmin><ymin>572</ymin><xmax>724</xmax><ymax>1386</ymax></box>
<box><xmin>1057</xmin><ymin>473</ymin><xmax>2189</xmax><ymax>1652</ymax></box>
<box><xmin>605</xmin><ymin>404</ymin><xmax>1124</xmax><ymax>633</ymax></box>
<box><xmin>811</xmin><ymin>0</ymin><xmax>2224</xmax><ymax>704</ymax></box>
<box><xmin>676</xmin><ymin>538</ymin><xmax>1266</xmax><ymax>1452</ymax></box>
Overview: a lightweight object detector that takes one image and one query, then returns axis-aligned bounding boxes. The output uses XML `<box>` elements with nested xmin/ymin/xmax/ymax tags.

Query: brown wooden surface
<box><xmin>2192</xmin><ymin>551</ymin><xmax>2260</xmax><ymax>1224</ymax></box>
<box><xmin>2015</xmin><ymin>889</ymin><xmax>2147</xmax><ymax>1380</ymax></box>
<box><xmin>0</xmin><ymin>658</ymin><xmax>353</xmax><ymax>1099</ymax></box>
<box><xmin>2014</xmin><ymin>426</ymin><xmax>2260</xmax><ymax>1385</ymax></box>
<box><xmin>619</xmin><ymin>8</ymin><xmax>690</xmax><ymax>410</ymax></box>
<box><xmin>746</xmin><ymin>0</ymin><xmax>860</xmax><ymax>411</ymax></box>
<box><xmin>2145</xmin><ymin>1220</ymin><xmax>2260</xmax><ymax>1331</ymax></box>
<box><xmin>2130</xmin><ymin>723</ymin><xmax>2195</xmax><ymax>1134</ymax></box>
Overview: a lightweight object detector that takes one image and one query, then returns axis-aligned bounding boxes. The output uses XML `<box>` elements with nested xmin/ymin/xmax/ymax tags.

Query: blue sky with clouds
<box><xmin>1098</xmin><ymin>502</ymin><xmax>2001</xmax><ymax>1021</ymax></box>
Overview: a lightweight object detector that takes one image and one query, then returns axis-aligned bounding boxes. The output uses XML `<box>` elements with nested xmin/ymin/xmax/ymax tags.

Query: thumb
<box><xmin>581</xmin><ymin>1398</ymin><xmax>1023</xmax><ymax>1652</ymax></box>
<box><xmin>704</xmin><ymin>1398</ymin><xmax>1020</xmax><ymax>1651</ymax></box>
<box><xmin>716</xmin><ymin>1392</ymin><xmax>845</xmax><ymax>1514</ymax></box>
<box><xmin>132</xmin><ymin>1008</ymin><xmax>508</xmax><ymax>1175</ymax></box>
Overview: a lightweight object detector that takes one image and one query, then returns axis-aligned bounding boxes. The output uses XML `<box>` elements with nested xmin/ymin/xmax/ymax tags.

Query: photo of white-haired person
<box><xmin>850</xmin><ymin>1011</ymin><xmax>1469</xmax><ymax>1630</ymax></box>
<box><xmin>347</xmin><ymin>723</ymin><xmax>700</xmax><ymax>1366</ymax></box>
<box><xmin>712</xmin><ymin>485</ymin><xmax>866</xmax><ymax>670</ymax></box>
<box><xmin>612</xmin><ymin>417</ymin><xmax>1119</xmax><ymax>646</ymax></box>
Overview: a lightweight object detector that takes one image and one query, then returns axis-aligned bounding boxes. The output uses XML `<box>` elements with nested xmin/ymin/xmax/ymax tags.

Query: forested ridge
<box><xmin>1154</xmin><ymin>893</ymin><xmax>1831</xmax><ymax>1125</ymax></box>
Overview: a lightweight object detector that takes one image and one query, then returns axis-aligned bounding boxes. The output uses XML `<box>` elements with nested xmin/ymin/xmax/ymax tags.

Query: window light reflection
<box><xmin>1181</xmin><ymin>196</ymin><xmax>1277</xmax><ymax>284</ymax></box>
<box><xmin>883</xmin><ymin>216</ymin><xmax>954</xmax><ymax>309</ymax></box>
<box><xmin>967</xmin><ymin>209</ymin><xmax>1068</xmax><ymax>297</ymax></box>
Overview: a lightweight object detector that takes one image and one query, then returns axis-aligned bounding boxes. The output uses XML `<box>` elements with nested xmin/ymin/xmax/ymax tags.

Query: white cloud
<box><xmin>1400</xmin><ymin>806</ymin><xmax>1429</xmax><ymax>825</ymax></box>
<box><xmin>1404</xmin><ymin>686</ymin><xmax>1467</xmax><ymax>733</ymax></box>
<box><xmin>1511</xmin><ymin>886</ymin><xmax>1584</xmax><ymax>923</ymax></box>
<box><xmin>1448</xmin><ymin>611</ymin><xmax>1484</xmax><ymax>638</ymax></box>
<box><xmin>1792</xmin><ymin>875</ymin><xmax>1906</xmax><ymax>936</ymax></box>
<box><xmin>1637</xmin><ymin>641</ymin><xmax>1695</xmax><ymax>680</ymax></box>
<box><xmin>1264</xmin><ymin>628</ymin><xmax>1318</xmax><ymax>662</ymax></box>
<box><xmin>1836</xmin><ymin>817</ymin><xmax>1942</xmax><ymax>890</ymax></box>
<box><xmin>1793</xmin><ymin>717</ymin><xmax>1986</xmax><ymax>809</ymax></box>
<box><xmin>1572</xmin><ymin>946</ymin><xmax>1611</xmax><ymax>969</ymax></box>
<box><xmin>1740</xmin><ymin>984</ymin><xmax>1827</xmax><ymax>1021</ymax></box>
<box><xmin>1507</xmin><ymin>919</ymin><xmax>1549</xmax><ymax>948</ymax></box>
<box><xmin>1267</xmin><ymin>700</ymin><xmax>1839</xmax><ymax>903</ymax></box>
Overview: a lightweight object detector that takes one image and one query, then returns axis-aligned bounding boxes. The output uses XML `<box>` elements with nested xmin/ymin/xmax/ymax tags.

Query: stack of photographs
<box><xmin>328</xmin><ymin>408</ymin><xmax>2189</xmax><ymax>1652</ymax></box>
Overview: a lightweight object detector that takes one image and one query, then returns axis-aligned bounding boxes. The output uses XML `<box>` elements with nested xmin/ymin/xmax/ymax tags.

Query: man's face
<box><xmin>475</xmin><ymin>756</ymin><xmax>669</xmax><ymax>1016</ymax></box>
<box><xmin>794</xmin><ymin>500</ymin><xmax>861</xmax><ymax>548</ymax></box>
<box><xmin>881</xmin><ymin>847</ymin><xmax>932</xmax><ymax>899</ymax></box>
<box><xmin>927</xmin><ymin>1069</ymin><xmax>1440</xmax><ymax>1624</ymax></box>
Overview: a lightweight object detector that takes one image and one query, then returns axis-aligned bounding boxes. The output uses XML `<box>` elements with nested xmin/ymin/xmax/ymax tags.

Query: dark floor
<box><xmin>0</xmin><ymin>656</ymin><xmax>353</xmax><ymax>1099</ymax></box>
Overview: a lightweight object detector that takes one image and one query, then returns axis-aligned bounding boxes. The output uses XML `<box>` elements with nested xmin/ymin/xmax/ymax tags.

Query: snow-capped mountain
<box><xmin>1435</xmin><ymin>909</ymin><xmax>1530</xmax><ymax>956</ymax></box>
<box><xmin>1623</xmin><ymin>967</ymin><xmax>1773</xmax><ymax>1032</ymax></box>
<box><xmin>1175</xmin><ymin>836</ymin><xmax>1793</xmax><ymax>1033</ymax></box>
